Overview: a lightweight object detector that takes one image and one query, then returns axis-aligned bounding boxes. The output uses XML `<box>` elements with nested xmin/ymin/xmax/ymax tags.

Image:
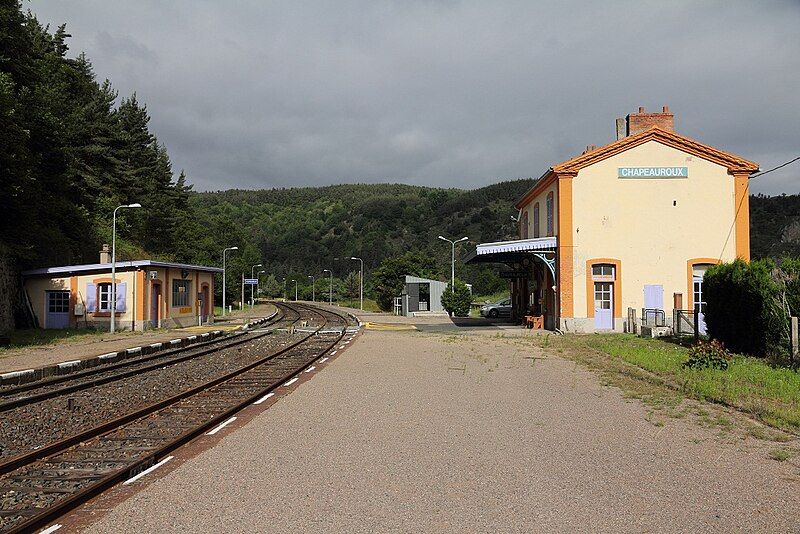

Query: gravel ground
<box><xmin>86</xmin><ymin>329</ymin><xmax>799</xmax><ymax>533</ymax></box>
<box><xmin>0</xmin><ymin>304</ymin><xmax>277</xmax><ymax>374</ymax></box>
<box><xmin>0</xmin><ymin>331</ymin><xmax>297</xmax><ymax>459</ymax></box>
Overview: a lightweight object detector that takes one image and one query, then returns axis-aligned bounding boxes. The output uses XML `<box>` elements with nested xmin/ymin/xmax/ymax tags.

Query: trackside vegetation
<box><xmin>557</xmin><ymin>335</ymin><xmax>800</xmax><ymax>433</ymax></box>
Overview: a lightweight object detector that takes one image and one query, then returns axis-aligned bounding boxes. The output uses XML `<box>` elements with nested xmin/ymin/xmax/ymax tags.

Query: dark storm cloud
<box><xmin>30</xmin><ymin>1</ymin><xmax>800</xmax><ymax>194</ymax></box>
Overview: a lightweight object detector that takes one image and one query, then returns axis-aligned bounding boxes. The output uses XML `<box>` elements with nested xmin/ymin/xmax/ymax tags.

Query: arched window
<box><xmin>546</xmin><ymin>192</ymin><xmax>554</xmax><ymax>236</ymax></box>
<box><xmin>521</xmin><ymin>211</ymin><xmax>529</xmax><ymax>239</ymax></box>
<box><xmin>533</xmin><ymin>203</ymin><xmax>540</xmax><ymax>238</ymax></box>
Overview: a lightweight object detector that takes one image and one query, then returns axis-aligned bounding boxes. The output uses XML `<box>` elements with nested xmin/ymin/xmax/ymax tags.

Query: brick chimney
<box><xmin>99</xmin><ymin>244</ymin><xmax>111</xmax><ymax>264</ymax></box>
<box><xmin>623</xmin><ymin>106</ymin><xmax>674</xmax><ymax>137</ymax></box>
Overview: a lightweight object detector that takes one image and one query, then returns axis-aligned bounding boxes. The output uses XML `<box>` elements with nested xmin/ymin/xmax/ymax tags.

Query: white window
<box><xmin>592</xmin><ymin>264</ymin><xmax>615</xmax><ymax>279</ymax></box>
<box><xmin>98</xmin><ymin>283</ymin><xmax>112</xmax><ymax>312</ymax></box>
<box><xmin>594</xmin><ymin>282</ymin><xmax>612</xmax><ymax>309</ymax></box>
<box><xmin>692</xmin><ymin>264</ymin><xmax>713</xmax><ymax>313</ymax></box>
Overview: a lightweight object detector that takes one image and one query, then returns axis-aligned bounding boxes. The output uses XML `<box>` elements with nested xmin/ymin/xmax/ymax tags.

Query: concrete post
<box><xmin>791</xmin><ymin>316</ymin><xmax>798</xmax><ymax>363</ymax></box>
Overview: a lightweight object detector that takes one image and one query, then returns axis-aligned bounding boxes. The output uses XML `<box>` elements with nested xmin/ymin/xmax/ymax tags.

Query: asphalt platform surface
<box><xmin>84</xmin><ymin>326</ymin><xmax>799</xmax><ymax>533</ymax></box>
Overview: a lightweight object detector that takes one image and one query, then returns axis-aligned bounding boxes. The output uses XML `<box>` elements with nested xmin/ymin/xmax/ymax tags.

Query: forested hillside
<box><xmin>751</xmin><ymin>194</ymin><xmax>800</xmax><ymax>259</ymax></box>
<box><xmin>188</xmin><ymin>180</ymin><xmax>534</xmax><ymax>301</ymax></box>
<box><xmin>0</xmin><ymin>3</ymin><xmax>197</xmax><ymax>330</ymax></box>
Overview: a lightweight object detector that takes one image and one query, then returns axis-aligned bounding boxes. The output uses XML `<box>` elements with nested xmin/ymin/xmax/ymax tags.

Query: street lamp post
<box><xmin>111</xmin><ymin>203</ymin><xmax>142</xmax><ymax>334</ymax></box>
<box><xmin>323</xmin><ymin>269</ymin><xmax>333</xmax><ymax>304</ymax></box>
<box><xmin>222</xmin><ymin>246</ymin><xmax>239</xmax><ymax>316</ymax></box>
<box><xmin>256</xmin><ymin>269</ymin><xmax>265</xmax><ymax>305</ymax></box>
<box><xmin>291</xmin><ymin>279</ymin><xmax>298</xmax><ymax>301</ymax></box>
<box><xmin>308</xmin><ymin>275</ymin><xmax>315</xmax><ymax>302</ymax></box>
<box><xmin>282</xmin><ymin>277</ymin><xmax>287</xmax><ymax>301</ymax></box>
<box><xmin>250</xmin><ymin>263</ymin><xmax>262</xmax><ymax>309</ymax></box>
<box><xmin>350</xmin><ymin>257</ymin><xmax>364</xmax><ymax>311</ymax></box>
<box><xmin>438</xmin><ymin>236</ymin><xmax>468</xmax><ymax>293</ymax></box>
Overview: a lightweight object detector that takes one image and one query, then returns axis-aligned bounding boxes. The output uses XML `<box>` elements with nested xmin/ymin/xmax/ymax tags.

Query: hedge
<box><xmin>703</xmin><ymin>258</ymin><xmax>797</xmax><ymax>357</ymax></box>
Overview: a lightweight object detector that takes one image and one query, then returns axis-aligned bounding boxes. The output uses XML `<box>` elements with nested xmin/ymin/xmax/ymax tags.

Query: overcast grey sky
<box><xmin>29</xmin><ymin>1</ymin><xmax>800</xmax><ymax>194</ymax></box>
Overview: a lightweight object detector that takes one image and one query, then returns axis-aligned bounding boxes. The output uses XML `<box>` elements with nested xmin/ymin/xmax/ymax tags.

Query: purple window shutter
<box><xmin>116</xmin><ymin>282</ymin><xmax>127</xmax><ymax>312</ymax></box>
<box><xmin>86</xmin><ymin>283</ymin><xmax>96</xmax><ymax>312</ymax></box>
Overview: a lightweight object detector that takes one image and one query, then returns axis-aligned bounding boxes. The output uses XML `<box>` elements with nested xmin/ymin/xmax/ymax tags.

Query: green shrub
<box><xmin>683</xmin><ymin>339</ymin><xmax>732</xmax><ymax>370</ymax></box>
<box><xmin>703</xmin><ymin>259</ymin><xmax>786</xmax><ymax>357</ymax></box>
<box><xmin>441</xmin><ymin>280</ymin><xmax>472</xmax><ymax>317</ymax></box>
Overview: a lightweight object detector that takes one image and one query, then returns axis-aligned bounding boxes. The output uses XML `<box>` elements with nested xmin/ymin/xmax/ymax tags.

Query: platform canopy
<box><xmin>462</xmin><ymin>236</ymin><xmax>556</xmax><ymax>265</ymax></box>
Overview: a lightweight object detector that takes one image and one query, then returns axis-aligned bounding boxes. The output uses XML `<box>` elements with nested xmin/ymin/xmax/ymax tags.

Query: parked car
<box><xmin>480</xmin><ymin>298</ymin><xmax>512</xmax><ymax>318</ymax></box>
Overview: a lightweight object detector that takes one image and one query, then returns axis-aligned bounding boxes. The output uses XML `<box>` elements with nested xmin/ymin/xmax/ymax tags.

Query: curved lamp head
<box><xmin>126</xmin><ymin>203</ymin><xmax>142</xmax><ymax>208</ymax></box>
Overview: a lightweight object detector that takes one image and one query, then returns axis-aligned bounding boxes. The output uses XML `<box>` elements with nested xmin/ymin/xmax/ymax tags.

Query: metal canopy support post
<box><xmin>532</xmin><ymin>252</ymin><xmax>556</xmax><ymax>283</ymax></box>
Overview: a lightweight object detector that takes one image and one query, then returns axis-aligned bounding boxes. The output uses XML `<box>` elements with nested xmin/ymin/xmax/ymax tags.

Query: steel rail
<box><xmin>0</xmin><ymin>304</ymin><xmax>306</xmax><ymax>475</ymax></box>
<box><xmin>0</xmin><ymin>305</ymin><xmax>291</xmax><ymax>401</ymax></box>
<box><xmin>3</xmin><ymin>303</ymin><xmax>350</xmax><ymax>534</ymax></box>
<box><xmin>0</xmin><ymin>307</ymin><xmax>295</xmax><ymax>413</ymax></box>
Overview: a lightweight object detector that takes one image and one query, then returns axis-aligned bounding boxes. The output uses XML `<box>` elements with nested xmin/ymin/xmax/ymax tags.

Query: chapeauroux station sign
<box><xmin>617</xmin><ymin>166</ymin><xmax>688</xmax><ymax>179</ymax></box>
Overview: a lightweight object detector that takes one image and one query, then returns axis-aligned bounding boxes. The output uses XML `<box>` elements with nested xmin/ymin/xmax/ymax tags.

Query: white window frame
<box><xmin>98</xmin><ymin>283</ymin><xmax>112</xmax><ymax>312</ymax></box>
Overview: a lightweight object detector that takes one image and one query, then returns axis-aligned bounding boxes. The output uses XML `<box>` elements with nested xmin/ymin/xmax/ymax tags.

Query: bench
<box><xmin>524</xmin><ymin>315</ymin><xmax>544</xmax><ymax>329</ymax></box>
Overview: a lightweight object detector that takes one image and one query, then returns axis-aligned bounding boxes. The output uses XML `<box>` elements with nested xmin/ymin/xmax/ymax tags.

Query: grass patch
<box><xmin>549</xmin><ymin>334</ymin><xmax>800</xmax><ymax>434</ymax></box>
<box><xmin>768</xmin><ymin>448</ymin><xmax>796</xmax><ymax>462</ymax></box>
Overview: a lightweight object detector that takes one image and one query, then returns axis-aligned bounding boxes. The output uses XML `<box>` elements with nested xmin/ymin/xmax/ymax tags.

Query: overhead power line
<box><xmin>718</xmin><ymin>154</ymin><xmax>800</xmax><ymax>260</ymax></box>
<box><xmin>751</xmin><ymin>156</ymin><xmax>800</xmax><ymax>178</ymax></box>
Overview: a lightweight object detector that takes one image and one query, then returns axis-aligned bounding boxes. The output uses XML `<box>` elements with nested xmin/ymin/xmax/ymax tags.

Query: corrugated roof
<box><xmin>22</xmin><ymin>260</ymin><xmax>223</xmax><ymax>276</ymax></box>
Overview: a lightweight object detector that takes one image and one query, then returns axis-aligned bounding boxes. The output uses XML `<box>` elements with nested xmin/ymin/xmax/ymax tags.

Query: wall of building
<box><xmin>567</xmin><ymin>140</ymin><xmax>737</xmax><ymax>332</ymax></box>
<box><xmin>140</xmin><ymin>268</ymin><xmax>216</xmax><ymax>329</ymax></box>
<box><xmin>519</xmin><ymin>181</ymin><xmax>559</xmax><ymax>239</ymax></box>
<box><xmin>26</xmin><ymin>268</ymin><xmax>216</xmax><ymax>331</ymax></box>
<box><xmin>27</xmin><ymin>270</ymin><xmax>139</xmax><ymax>329</ymax></box>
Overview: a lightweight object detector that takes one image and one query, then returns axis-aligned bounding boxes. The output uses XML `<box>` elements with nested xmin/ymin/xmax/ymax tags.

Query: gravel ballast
<box><xmin>86</xmin><ymin>329</ymin><xmax>799</xmax><ymax>533</ymax></box>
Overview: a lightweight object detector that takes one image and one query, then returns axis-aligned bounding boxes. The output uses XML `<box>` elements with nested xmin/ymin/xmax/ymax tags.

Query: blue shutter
<box><xmin>86</xmin><ymin>283</ymin><xmax>96</xmax><ymax>312</ymax></box>
<box><xmin>116</xmin><ymin>282</ymin><xmax>127</xmax><ymax>312</ymax></box>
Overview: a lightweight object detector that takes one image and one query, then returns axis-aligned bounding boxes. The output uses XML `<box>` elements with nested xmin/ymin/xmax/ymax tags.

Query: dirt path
<box><xmin>86</xmin><ymin>329</ymin><xmax>799</xmax><ymax>533</ymax></box>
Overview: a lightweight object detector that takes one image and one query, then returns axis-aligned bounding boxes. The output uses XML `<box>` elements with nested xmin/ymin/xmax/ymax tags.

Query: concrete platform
<box><xmin>85</xmin><ymin>328</ymin><xmax>799</xmax><ymax>533</ymax></box>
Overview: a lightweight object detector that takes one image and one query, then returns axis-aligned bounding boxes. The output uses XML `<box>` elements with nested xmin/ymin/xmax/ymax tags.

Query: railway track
<box><xmin>0</xmin><ymin>304</ymin><xmax>296</xmax><ymax>411</ymax></box>
<box><xmin>0</xmin><ymin>302</ymin><xmax>356</xmax><ymax>533</ymax></box>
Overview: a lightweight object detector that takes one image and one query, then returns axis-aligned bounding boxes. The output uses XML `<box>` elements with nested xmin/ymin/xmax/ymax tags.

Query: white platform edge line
<box><xmin>123</xmin><ymin>456</ymin><xmax>175</xmax><ymax>485</ymax></box>
<box><xmin>206</xmin><ymin>417</ymin><xmax>237</xmax><ymax>436</ymax></box>
<box><xmin>283</xmin><ymin>377</ymin><xmax>299</xmax><ymax>387</ymax></box>
<box><xmin>38</xmin><ymin>524</ymin><xmax>63</xmax><ymax>534</ymax></box>
<box><xmin>305</xmin><ymin>366</ymin><xmax>316</xmax><ymax>373</ymax></box>
<box><xmin>253</xmin><ymin>392</ymin><xmax>275</xmax><ymax>405</ymax></box>
<box><xmin>57</xmin><ymin>360</ymin><xmax>81</xmax><ymax>368</ymax></box>
<box><xmin>319</xmin><ymin>357</ymin><xmax>328</xmax><ymax>363</ymax></box>
<box><xmin>1</xmin><ymin>369</ymin><xmax>34</xmax><ymax>379</ymax></box>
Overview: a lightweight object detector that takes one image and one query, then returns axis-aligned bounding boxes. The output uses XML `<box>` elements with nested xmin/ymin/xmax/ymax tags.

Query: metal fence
<box><xmin>641</xmin><ymin>308</ymin><xmax>666</xmax><ymax>327</ymax></box>
<box><xmin>673</xmin><ymin>309</ymin><xmax>697</xmax><ymax>337</ymax></box>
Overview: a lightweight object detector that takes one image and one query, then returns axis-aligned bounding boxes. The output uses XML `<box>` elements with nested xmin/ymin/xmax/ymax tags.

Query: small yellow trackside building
<box><xmin>22</xmin><ymin>249</ymin><xmax>221</xmax><ymax>331</ymax></box>
<box><xmin>465</xmin><ymin>106</ymin><xmax>759</xmax><ymax>333</ymax></box>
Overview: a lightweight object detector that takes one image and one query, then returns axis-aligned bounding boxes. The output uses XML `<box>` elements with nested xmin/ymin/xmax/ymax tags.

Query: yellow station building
<box><xmin>465</xmin><ymin>106</ymin><xmax>759</xmax><ymax>332</ymax></box>
<box><xmin>23</xmin><ymin>246</ymin><xmax>221</xmax><ymax>331</ymax></box>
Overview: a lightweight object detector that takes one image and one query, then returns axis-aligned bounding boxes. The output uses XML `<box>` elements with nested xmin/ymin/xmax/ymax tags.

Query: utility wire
<box><xmin>751</xmin><ymin>155</ymin><xmax>800</xmax><ymax>178</ymax></box>
<box><xmin>718</xmin><ymin>155</ymin><xmax>800</xmax><ymax>261</ymax></box>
